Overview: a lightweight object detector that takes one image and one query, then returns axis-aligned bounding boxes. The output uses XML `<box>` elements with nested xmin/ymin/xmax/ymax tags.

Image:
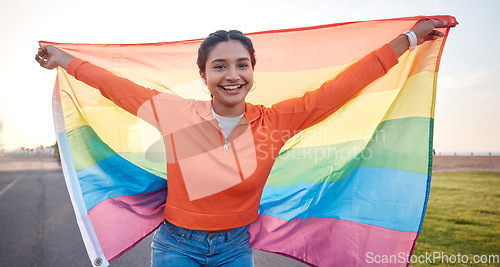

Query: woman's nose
<box><xmin>225</xmin><ymin>67</ymin><xmax>240</xmax><ymax>80</ymax></box>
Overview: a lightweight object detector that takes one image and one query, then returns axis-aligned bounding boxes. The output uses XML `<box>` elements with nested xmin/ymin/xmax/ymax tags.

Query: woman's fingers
<box><xmin>431</xmin><ymin>20</ymin><xmax>448</xmax><ymax>28</ymax></box>
<box><xmin>411</xmin><ymin>19</ymin><xmax>448</xmax><ymax>45</ymax></box>
<box><xmin>39</xmin><ymin>43</ymin><xmax>47</xmax><ymax>53</ymax></box>
<box><xmin>425</xmin><ymin>29</ymin><xmax>445</xmax><ymax>41</ymax></box>
<box><xmin>38</xmin><ymin>47</ymin><xmax>46</xmax><ymax>56</ymax></box>
<box><xmin>35</xmin><ymin>49</ymin><xmax>46</xmax><ymax>65</ymax></box>
<box><xmin>426</xmin><ymin>20</ymin><xmax>447</xmax><ymax>40</ymax></box>
<box><xmin>36</xmin><ymin>50</ymin><xmax>45</xmax><ymax>65</ymax></box>
<box><xmin>35</xmin><ymin>52</ymin><xmax>44</xmax><ymax>66</ymax></box>
<box><xmin>35</xmin><ymin>47</ymin><xmax>54</xmax><ymax>69</ymax></box>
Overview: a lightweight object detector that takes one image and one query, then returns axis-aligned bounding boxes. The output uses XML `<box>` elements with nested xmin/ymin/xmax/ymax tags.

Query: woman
<box><xmin>36</xmin><ymin>19</ymin><xmax>447</xmax><ymax>266</ymax></box>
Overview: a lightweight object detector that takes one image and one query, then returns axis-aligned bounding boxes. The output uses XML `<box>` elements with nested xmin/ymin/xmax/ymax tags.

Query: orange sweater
<box><xmin>67</xmin><ymin>43</ymin><xmax>397</xmax><ymax>231</ymax></box>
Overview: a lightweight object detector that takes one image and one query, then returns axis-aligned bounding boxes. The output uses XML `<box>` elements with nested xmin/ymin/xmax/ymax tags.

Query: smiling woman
<box><xmin>35</xmin><ymin>18</ymin><xmax>450</xmax><ymax>267</ymax></box>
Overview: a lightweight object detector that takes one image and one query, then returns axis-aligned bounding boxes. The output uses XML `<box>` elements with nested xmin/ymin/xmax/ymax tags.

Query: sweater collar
<box><xmin>193</xmin><ymin>100</ymin><xmax>261</xmax><ymax>123</ymax></box>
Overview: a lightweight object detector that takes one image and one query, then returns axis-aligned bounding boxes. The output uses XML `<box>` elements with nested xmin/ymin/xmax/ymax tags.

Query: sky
<box><xmin>0</xmin><ymin>0</ymin><xmax>498</xmax><ymax>154</ymax></box>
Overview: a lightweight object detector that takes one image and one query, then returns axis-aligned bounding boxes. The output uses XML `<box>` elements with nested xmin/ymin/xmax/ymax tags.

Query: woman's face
<box><xmin>202</xmin><ymin>40</ymin><xmax>254</xmax><ymax>116</ymax></box>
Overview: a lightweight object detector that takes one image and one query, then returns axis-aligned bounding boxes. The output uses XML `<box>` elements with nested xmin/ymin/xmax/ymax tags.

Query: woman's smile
<box><xmin>219</xmin><ymin>83</ymin><xmax>247</xmax><ymax>94</ymax></box>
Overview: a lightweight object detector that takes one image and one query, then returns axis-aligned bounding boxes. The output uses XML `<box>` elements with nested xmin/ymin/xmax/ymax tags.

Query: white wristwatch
<box><xmin>404</xmin><ymin>30</ymin><xmax>418</xmax><ymax>51</ymax></box>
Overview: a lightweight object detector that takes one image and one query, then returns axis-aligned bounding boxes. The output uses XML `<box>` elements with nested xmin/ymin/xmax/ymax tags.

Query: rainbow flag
<box><xmin>44</xmin><ymin>15</ymin><xmax>457</xmax><ymax>266</ymax></box>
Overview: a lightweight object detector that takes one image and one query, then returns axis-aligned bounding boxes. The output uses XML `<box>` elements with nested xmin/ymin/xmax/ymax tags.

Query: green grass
<box><xmin>411</xmin><ymin>172</ymin><xmax>500</xmax><ymax>266</ymax></box>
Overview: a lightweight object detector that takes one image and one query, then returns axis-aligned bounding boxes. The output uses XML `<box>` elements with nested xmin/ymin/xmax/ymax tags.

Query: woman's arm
<box><xmin>35</xmin><ymin>45</ymin><xmax>167</xmax><ymax>130</ymax></box>
<box><xmin>265</xmin><ymin>19</ymin><xmax>449</xmax><ymax>141</ymax></box>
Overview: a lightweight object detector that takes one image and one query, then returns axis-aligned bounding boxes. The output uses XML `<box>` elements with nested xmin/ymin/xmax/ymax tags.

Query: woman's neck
<box><xmin>211</xmin><ymin>102</ymin><xmax>246</xmax><ymax>117</ymax></box>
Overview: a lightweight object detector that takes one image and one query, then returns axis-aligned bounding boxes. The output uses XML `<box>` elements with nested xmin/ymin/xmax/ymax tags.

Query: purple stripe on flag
<box><xmin>249</xmin><ymin>214</ymin><xmax>417</xmax><ymax>266</ymax></box>
<box><xmin>88</xmin><ymin>188</ymin><xmax>167</xmax><ymax>262</ymax></box>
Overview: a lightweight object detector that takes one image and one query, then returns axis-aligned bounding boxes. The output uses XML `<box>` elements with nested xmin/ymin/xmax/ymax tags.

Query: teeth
<box><xmin>222</xmin><ymin>85</ymin><xmax>241</xmax><ymax>90</ymax></box>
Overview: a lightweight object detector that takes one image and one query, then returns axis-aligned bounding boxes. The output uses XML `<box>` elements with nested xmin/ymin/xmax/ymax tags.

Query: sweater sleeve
<box><xmin>66</xmin><ymin>59</ymin><xmax>165</xmax><ymax>129</ymax></box>
<box><xmin>264</xmin><ymin>43</ymin><xmax>398</xmax><ymax>142</ymax></box>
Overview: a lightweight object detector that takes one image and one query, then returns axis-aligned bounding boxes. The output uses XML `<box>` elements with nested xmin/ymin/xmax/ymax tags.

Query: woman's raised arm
<box><xmin>35</xmin><ymin>44</ymin><xmax>168</xmax><ymax>130</ymax></box>
<box><xmin>265</xmin><ymin>19</ymin><xmax>449</xmax><ymax>140</ymax></box>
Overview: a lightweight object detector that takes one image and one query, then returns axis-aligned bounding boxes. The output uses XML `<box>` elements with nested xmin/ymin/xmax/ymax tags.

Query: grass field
<box><xmin>411</xmin><ymin>171</ymin><xmax>500</xmax><ymax>266</ymax></box>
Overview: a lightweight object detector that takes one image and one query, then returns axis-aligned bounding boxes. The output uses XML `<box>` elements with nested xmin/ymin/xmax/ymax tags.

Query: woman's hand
<box><xmin>411</xmin><ymin>19</ymin><xmax>448</xmax><ymax>45</ymax></box>
<box><xmin>35</xmin><ymin>45</ymin><xmax>74</xmax><ymax>70</ymax></box>
<box><xmin>389</xmin><ymin>19</ymin><xmax>448</xmax><ymax>57</ymax></box>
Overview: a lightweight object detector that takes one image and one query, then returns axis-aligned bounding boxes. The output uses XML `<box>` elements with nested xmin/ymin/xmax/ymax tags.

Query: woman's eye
<box><xmin>214</xmin><ymin>65</ymin><xmax>225</xmax><ymax>69</ymax></box>
<box><xmin>239</xmin><ymin>63</ymin><xmax>249</xmax><ymax>68</ymax></box>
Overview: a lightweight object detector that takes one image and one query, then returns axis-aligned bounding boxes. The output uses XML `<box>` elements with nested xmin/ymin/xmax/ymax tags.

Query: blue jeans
<box><xmin>151</xmin><ymin>220</ymin><xmax>254</xmax><ymax>266</ymax></box>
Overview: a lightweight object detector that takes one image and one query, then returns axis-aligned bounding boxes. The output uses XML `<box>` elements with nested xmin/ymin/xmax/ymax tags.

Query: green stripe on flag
<box><xmin>67</xmin><ymin>125</ymin><xmax>116</xmax><ymax>170</ymax></box>
<box><xmin>266</xmin><ymin>117</ymin><xmax>432</xmax><ymax>187</ymax></box>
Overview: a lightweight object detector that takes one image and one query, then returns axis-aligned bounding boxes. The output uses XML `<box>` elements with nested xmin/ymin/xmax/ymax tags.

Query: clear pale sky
<box><xmin>0</xmin><ymin>0</ymin><xmax>498</xmax><ymax>153</ymax></box>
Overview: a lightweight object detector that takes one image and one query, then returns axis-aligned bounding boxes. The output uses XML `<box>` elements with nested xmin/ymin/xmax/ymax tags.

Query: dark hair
<box><xmin>197</xmin><ymin>30</ymin><xmax>256</xmax><ymax>74</ymax></box>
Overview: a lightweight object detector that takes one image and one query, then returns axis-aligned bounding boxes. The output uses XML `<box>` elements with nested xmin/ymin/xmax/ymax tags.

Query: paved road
<box><xmin>0</xmin><ymin>166</ymin><xmax>307</xmax><ymax>266</ymax></box>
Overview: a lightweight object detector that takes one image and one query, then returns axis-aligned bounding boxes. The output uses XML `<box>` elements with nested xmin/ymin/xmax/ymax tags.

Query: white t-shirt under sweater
<box><xmin>211</xmin><ymin>108</ymin><xmax>244</xmax><ymax>143</ymax></box>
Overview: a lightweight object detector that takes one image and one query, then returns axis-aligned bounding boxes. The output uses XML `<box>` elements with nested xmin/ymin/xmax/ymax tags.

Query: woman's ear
<box><xmin>200</xmin><ymin>70</ymin><xmax>207</xmax><ymax>84</ymax></box>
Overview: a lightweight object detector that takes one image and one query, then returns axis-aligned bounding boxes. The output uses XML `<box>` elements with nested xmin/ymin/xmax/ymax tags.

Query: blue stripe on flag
<box><xmin>259</xmin><ymin>166</ymin><xmax>428</xmax><ymax>232</ymax></box>
<box><xmin>76</xmin><ymin>154</ymin><xmax>167</xmax><ymax>211</ymax></box>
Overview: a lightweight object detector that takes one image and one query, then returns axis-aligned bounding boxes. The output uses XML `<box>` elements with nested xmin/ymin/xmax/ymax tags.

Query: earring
<box><xmin>250</xmin><ymin>80</ymin><xmax>257</xmax><ymax>92</ymax></box>
<box><xmin>201</xmin><ymin>78</ymin><xmax>210</xmax><ymax>94</ymax></box>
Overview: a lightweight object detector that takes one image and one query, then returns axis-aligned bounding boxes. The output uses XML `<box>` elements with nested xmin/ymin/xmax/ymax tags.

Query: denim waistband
<box><xmin>162</xmin><ymin>220</ymin><xmax>248</xmax><ymax>242</ymax></box>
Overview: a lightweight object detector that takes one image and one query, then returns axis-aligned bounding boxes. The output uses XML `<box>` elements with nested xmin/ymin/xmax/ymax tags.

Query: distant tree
<box><xmin>51</xmin><ymin>141</ymin><xmax>60</xmax><ymax>159</ymax></box>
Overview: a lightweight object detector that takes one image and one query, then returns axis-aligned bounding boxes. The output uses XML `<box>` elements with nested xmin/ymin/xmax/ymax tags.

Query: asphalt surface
<box><xmin>0</xmin><ymin>166</ymin><xmax>307</xmax><ymax>266</ymax></box>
